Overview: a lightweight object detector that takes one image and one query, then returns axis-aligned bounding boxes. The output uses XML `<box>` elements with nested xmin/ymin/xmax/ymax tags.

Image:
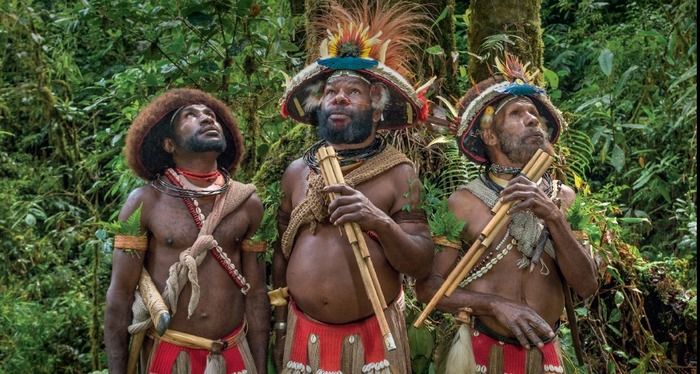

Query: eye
<box><xmin>350</xmin><ymin>89</ymin><xmax>361</xmax><ymax>95</ymax></box>
<box><xmin>324</xmin><ymin>89</ymin><xmax>337</xmax><ymax>96</ymax></box>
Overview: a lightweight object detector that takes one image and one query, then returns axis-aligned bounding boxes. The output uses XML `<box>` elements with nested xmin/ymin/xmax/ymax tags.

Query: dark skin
<box><xmin>416</xmin><ymin>98</ymin><xmax>598</xmax><ymax>349</ymax></box>
<box><xmin>104</xmin><ymin>104</ymin><xmax>269</xmax><ymax>373</ymax></box>
<box><xmin>272</xmin><ymin>77</ymin><xmax>434</xmax><ymax>369</ymax></box>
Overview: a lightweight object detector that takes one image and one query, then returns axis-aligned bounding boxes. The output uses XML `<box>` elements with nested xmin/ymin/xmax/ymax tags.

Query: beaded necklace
<box><xmin>461</xmin><ymin>229</ymin><xmax>517</xmax><ymax>287</ymax></box>
<box><xmin>303</xmin><ymin>136</ymin><xmax>386</xmax><ymax>173</ymax></box>
<box><xmin>151</xmin><ymin>168</ymin><xmax>231</xmax><ymax>199</ymax></box>
<box><xmin>163</xmin><ymin>168</ymin><xmax>250</xmax><ymax>294</ymax></box>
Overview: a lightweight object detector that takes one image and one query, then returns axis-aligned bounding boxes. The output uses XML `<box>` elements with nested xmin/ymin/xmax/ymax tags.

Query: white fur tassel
<box><xmin>204</xmin><ymin>353</ymin><xmax>226</xmax><ymax>374</ymax></box>
<box><xmin>445</xmin><ymin>324</ymin><xmax>477</xmax><ymax>374</ymax></box>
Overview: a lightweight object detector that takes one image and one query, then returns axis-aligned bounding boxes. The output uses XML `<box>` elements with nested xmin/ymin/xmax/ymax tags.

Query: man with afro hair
<box><xmin>105</xmin><ymin>88</ymin><xmax>269</xmax><ymax>374</ymax></box>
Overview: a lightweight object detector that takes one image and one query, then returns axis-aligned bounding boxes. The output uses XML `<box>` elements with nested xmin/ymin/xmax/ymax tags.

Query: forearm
<box><xmin>373</xmin><ymin>219</ymin><xmax>433</xmax><ymax>278</ymax></box>
<box><xmin>545</xmin><ymin>211</ymin><xmax>598</xmax><ymax>298</ymax></box>
<box><xmin>415</xmin><ymin>275</ymin><xmax>497</xmax><ymax>316</ymax></box>
<box><xmin>245</xmin><ymin>287</ymin><xmax>270</xmax><ymax>373</ymax></box>
<box><xmin>104</xmin><ymin>290</ymin><xmax>134</xmax><ymax>373</ymax></box>
<box><xmin>272</xmin><ymin>248</ymin><xmax>288</xmax><ymax>323</ymax></box>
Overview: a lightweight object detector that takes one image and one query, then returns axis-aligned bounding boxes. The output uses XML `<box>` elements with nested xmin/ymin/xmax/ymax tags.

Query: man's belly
<box><xmin>466</xmin><ymin>250</ymin><xmax>565</xmax><ymax>337</ymax></box>
<box><xmin>148</xmin><ymin>255</ymin><xmax>246</xmax><ymax>340</ymax></box>
<box><xmin>287</xmin><ymin>226</ymin><xmax>401</xmax><ymax>324</ymax></box>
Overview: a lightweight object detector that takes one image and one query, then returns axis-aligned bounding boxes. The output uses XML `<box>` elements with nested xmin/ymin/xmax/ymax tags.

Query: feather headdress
<box><xmin>279</xmin><ymin>0</ymin><xmax>434</xmax><ymax>130</ymax></box>
<box><xmin>455</xmin><ymin>52</ymin><xmax>564</xmax><ymax>164</ymax></box>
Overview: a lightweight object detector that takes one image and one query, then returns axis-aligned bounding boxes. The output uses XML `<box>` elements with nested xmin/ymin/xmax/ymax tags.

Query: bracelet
<box><xmin>274</xmin><ymin>321</ymin><xmax>287</xmax><ymax>331</ymax></box>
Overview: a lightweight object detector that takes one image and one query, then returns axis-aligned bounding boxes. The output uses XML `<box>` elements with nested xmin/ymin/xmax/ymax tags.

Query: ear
<box><xmin>163</xmin><ymin>137</ymin><xmax>175</xmax><ymax>154</ymax></box>
<box><xmin>370</xmin><ymin>83</ymin><xmax>388</xmax><ymax>123</ymax></box>
<box><xmin>481</xmin><ymin>128</ymin><xmax>498</xmax><ymax>147</ymax></box>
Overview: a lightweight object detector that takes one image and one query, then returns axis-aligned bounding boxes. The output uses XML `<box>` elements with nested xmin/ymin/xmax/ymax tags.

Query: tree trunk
<box><xmin>421</xmin><ymin>0</ymin><xmax>459</xmax><ymax>98</ymax></box>
<box><xmin>290</xmin><ymin>0</ymin><xmax>306</xmax><ymax>53</ymax></box>
<box><xmin>468</xmin><ymin>0</ymin><xmax>544</xmax><ymax>84</ymax></box>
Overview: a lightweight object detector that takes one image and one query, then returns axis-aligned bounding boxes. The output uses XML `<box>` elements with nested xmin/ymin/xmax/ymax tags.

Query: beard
<box><xmin>178</xmin><ymin>133</ymin><xmax>227</xmax><ymax>153</ymax></box>
<box><xmin>497</xmin><ymin>128</ymin><xmax>549</xmax><ymax>165</ymax></box>
<box><xmin>316</xmin><ymin>107</ymin><xmax>374</xmax><ymax>144</ymax></box>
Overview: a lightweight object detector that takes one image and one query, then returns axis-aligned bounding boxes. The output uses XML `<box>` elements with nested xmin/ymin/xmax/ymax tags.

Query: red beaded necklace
<box><xmin>164</xmin><ymin>168</ymin><xmax>250</xmax><ymax>294</ymax></box>
<box><xmin>175</xmin><ymin>168</ymin><xmax>222</xmax><ymax>184</ymax></box>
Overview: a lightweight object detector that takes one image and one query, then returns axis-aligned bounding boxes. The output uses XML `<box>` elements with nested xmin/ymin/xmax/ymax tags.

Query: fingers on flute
<box><xmin>323</xmin><ymin>184</ymin><xmax>354</xmax><ymax>195</ymax></box>
<box><xmin>328</xmin><ymin>203</ymin><xmax>363</xmax><ymax>223</ymax></box>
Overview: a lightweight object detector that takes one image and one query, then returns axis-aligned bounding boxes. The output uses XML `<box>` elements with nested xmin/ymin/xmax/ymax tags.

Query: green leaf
<box><xmin>407</xmin><ymin>325</ymin><xmax>434</xmax><ymax>358</ymax></box>
<box><xmin>543</xmin><ymin>67</ymin><xmax>559</xmax><ymax>89</ymax></box>
<box><xmin>575</xmin><ymin>306</ymin><xmax>589</xmax><ymax>317</ymax></box>
<box><xmin>425</xmin><ymin>45</ymin><xmax>444</xmax><ymax>56</ymax></box>
<box><xmin>608</xmin><ymin>308</ymin><xmax>621</xmax><ymax>323</ymax></box>
<box><xmin>609</xmin><ymin>144</ymin><xmax>625</xmax><ymax>172</ymax></box>
<box><xmin>24</xmin><ymin>213</ymin><xmax>36</xmax><ymax>226</ymax></box>
<box><xmin>614</xmin><ymin>290</ymin><xmax>625</xmax><ymax>307</ymax></box>
<box><xmin>598</xmin><ymin>48</ymin><xmax>614</xmax><ymax>77</ymax></box>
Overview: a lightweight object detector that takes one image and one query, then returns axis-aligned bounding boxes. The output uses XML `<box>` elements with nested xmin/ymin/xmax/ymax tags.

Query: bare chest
<box><xmin>145</xmin><ymin>196</ymin><xmax>249</xmax><ymax>251</ymax></box>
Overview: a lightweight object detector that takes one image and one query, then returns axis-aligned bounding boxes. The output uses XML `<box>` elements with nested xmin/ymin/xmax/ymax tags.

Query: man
<box><xmin>271</xmin><ymin>1</ymin><xmax>435</xmax><ymax>373</ymax></box>
<box><xmin>105</xmin><ymin>88</ymin><xmax>269</xmax><ymax>374</ymax></box>
<box><xmin>416</xmin><ymin>55</ymin><xmax>599</xmax><ymax>373</ymax></box>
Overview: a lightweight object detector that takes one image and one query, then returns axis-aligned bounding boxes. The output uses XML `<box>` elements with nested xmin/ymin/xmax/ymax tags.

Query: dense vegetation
<box><xmin>0</xmin><ymin>0</ymin><xmax>695</xmax><ymax>373</ymax></box>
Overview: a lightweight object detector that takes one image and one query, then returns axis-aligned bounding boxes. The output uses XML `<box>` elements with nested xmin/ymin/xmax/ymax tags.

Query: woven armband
<box><xmin>114</xmin><ymin>235</ymin><xmax>148</xmax><ymax>251</ymax></box>
<box><xmin>242</xmin><ymin>239</ymin><xmax>267</xmax><ymax>253</ymax></box>
<box><xmin>432</xmin><ymin>235</ymin><xmax>461</xmax><ymax>251</ymax></box>
<box><xmin>267</xmin><ymin>287</ymin><xmax>289</xmax><ymax>307</ymax></box>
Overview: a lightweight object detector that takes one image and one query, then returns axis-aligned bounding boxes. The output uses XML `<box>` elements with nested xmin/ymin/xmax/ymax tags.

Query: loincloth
<box><xmin>146</xmin><ymin>322</ymin><xmax>256</xmax><ymax>374</ymax></box>
<box><xmin>282</xmin><ymin>295</ymin><xmax>409</xmax><ymax>374</ymax></box>
<box><xmin>470</xmin><ymin>319</ymin><xmax>563</xmax><ymax>374</ymax></box>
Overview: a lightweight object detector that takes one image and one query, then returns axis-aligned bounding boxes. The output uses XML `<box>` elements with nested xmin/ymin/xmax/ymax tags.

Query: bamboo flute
<box><xmin>316</xmin><ymin>146</ymin><xmax>396</xmax><ymax>351</ymax></box>
<box><xmin>413</xmin><ymin>149</ymin><xmax>553</xmax><ymax>328</ymax></box>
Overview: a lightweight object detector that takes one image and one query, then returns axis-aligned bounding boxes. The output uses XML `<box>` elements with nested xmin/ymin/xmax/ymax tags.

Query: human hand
<box><xmin>490</xmin><ymin>298</ymin><xmax>555</xmax><ymax>349</ymax></box>
<box><xmin>499</xmin><ymin>175</ymin><xmax>561</xmax><ymax>223</ymax></box>
<box><xmin>324</xmin><ymin>184</ymin><xmax>390</xmax><ymax>230</ymax></box>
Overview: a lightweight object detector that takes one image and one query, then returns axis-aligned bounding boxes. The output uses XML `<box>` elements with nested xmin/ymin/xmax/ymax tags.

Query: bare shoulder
<box><xmin>281</xmin><ymin>158</ymin><xmax>307</xmax><ymax>188</ymax></box>
<box><xmin>558</xmin><ymin>182</ymin><xmax>576</xmax><ymax>211</ymax></box>
<box><xmin>448</xmin><ymin>188</ymin><xmax>488</xmax><ymax>221</ymax></box>
<box><xmin>388</xmin><ymin>162</ymin><xmax>418</xmax><ymax>180</ymax></box>
<box><xmin>118</xmin><ymin>185</ymin><xmax>157</xmax><ymax>221</ymax></box>
<box><xmin>241</xmin><ymin>191</ymin><xmax>264</xmax><ymax>220</ymax></box>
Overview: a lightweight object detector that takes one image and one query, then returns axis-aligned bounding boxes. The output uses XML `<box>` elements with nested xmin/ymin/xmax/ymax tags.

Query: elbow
<box><xmin>575</xmin><ymin>278</ymin><xmax>599</xmax><ymax>299</ymax></box>
<box><xmin>410</xmin><ymin>261</ymin><xmax>432</xmax><ymax>280</ymax></box>
<box><xmin>414</xmin><ymin>277</ymin><xmax>436</xmax><ymax>305</ymax></box>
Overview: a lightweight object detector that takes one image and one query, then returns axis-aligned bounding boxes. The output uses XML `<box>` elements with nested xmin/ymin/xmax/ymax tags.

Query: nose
<box><xmin>333</xmin><ymin>91</ymin><xmax>350</xmax><ymax>105</ymax></box>
<box><xmin>524</xmin><ymin>111</ymin><xmax>539</xmax><ymax>127</ymax></box>
<box><xmin>199</xmin><ymin>112</ymin><xmax>215</xmax><ymax>124</ymax></box>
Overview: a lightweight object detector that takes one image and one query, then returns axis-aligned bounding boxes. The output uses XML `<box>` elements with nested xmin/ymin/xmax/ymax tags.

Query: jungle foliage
<box><xmin>0</xmin><ymin>0</ymin><xmax>695</xmax><ymax>373</ymax></box>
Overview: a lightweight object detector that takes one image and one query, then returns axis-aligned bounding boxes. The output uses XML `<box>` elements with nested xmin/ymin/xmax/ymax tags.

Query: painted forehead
<box><xmin>325</xmin><ymin>75</ymin><xmax>371</xmax><ymax>88</ymax></box>
<box><xmin>181</xmin><ymin>103</ymin><xmax>214</xmax><ymax>112</ymax></box>
<box><xmin>501</xmin><ymin>97</ymin><xmax>538</xmax><ymax>113</ymax></box>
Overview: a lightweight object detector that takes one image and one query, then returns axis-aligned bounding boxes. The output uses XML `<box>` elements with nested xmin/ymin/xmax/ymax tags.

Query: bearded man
<box><xmin>416</xmin><ymin>55</ymin><xmax>599</xmax><ymax>374</ymax></box>
<box><xmin>270</xmin><ymin>1</ymin><xmax>435</xmax><ymax>373</ymax></box>
<box><xmin>105</xmin><ymin>88</ymin><xmax>269</xmax><ymax>374</ymax></box>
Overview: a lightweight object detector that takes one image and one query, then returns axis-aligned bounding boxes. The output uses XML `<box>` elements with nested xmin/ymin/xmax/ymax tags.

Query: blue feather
<box><xmin>496</xmin><ymin>83</ymin><xmax>546</xmax><ymax>96</ymax></box>
<box><xmin>318</xmin><ymin>57</ymin><xmax>378</xmax><ymax>70</ymax></box>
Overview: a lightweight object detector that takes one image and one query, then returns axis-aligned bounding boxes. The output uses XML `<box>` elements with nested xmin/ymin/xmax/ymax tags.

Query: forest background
<box><xmin>0</xmin><ymin>0</ymin><xmax>696</xmax><ymax>373</ymax></box>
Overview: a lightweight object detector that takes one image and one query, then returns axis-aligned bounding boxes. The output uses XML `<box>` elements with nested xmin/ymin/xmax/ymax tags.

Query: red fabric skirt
<box><xmin>148</xmin><ymin>324</ymin><xmax>247</xmax><ymax>374</ymax></box>
<box><xmin>471</xmin><ymin>327</ymin><xmax>563</xmax><ymax>373</ymax></box>
<box><xmin>287</xmin><ymin>301</ymin><xmax>386</xmax><ymax>372</ymax></box>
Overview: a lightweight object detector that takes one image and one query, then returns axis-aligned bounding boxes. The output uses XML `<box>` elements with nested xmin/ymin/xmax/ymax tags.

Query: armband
<box><xmin>432</xmin><ymin>236</ymin><xmax>461</xmax><ymax>251</ymax></box>
<box><xmin>114</xmin><ymin>235</ymin><xmax>148</xmax><ymax>252</ymax></box>
<box><xmin>242</xmin><ymin>239</ymin><xmax>267</xmax><ymax>253</ymax></box>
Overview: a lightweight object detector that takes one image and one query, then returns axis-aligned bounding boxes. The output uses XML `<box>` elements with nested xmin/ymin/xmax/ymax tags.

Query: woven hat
<box><xmin>124</xmin><ymin>88</ymin><xmax>244</xmax><ymax>180</ymax></box>
<box><xmin>279</xmin><ymin>0</ymin><xmax>434</xmax><ymax>130</ymax></box>
<box><xmin>456</xmin><ymin>54</ymin><xmax>565</xmax><ymax>164</ymax></box>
